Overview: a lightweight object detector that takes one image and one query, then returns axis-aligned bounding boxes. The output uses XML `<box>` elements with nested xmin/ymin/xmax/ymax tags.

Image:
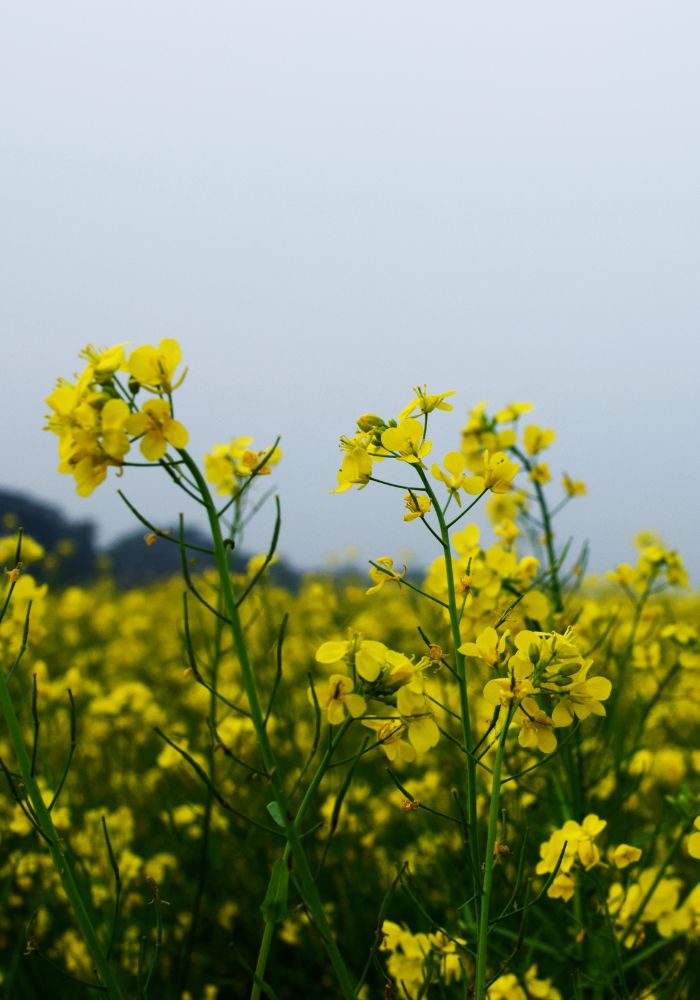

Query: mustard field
<box><xmin>0</xmin><ymin>342</ymin><xmax>698</xmax><ymax>999</ymax></box>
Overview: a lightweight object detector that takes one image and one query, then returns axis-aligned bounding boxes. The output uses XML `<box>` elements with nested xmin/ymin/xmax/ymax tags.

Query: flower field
<box><xmin>1</xmin><ymin>342</ymin><xmax>698</xmax><ymax>999</ymax></box>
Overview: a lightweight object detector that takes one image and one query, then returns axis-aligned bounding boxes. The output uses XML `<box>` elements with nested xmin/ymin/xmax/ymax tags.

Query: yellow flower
<box><xmin>463</xmin><ymin>450</ymin><xmax>519</xmax><ymax>495</ymax></box>
<box><xmin>362</xmin><ymin>718</ymin><xmax>416</xmax><ymax>763</ymax></box>
<box><xmin>367</xmin><ymin>557</ymin><xmax>406</xmax><ymax>595</ymax></box>
<box><xmin>517</xmin><ymin>697</ymin><xmax>557</xmax><ymax>754</ymax></box>
<box><xmin>316</xmin><ymin>636</ymin><xmax>389</xmax><ymax>682</ymax></box>
<box><xmin>314</xmin><ymin>674</ymin><xmax>366</xmax><ymax>725</ymax></box>
<box><xmin>431</xmin><ymin>452</ymin><xmax>468</xmax><ymax>504</ymax></box>
<box><xmin>688</xmin><ymin>817</ymin><xmax>700</xmax><ymax>860</ymax></box>
<box><xmin>332</xmin><ymin>435</ymin><xmax>374</xmax><ymax>492</ymax></box>
<box><xmin>100</xmin><ymin>398</ymin><xmax>131</xmax><ymax>460</ymax></box>
<box><xmin>127</xmin><ymin>339</ymin><xmax>185</xmax><ymax>393</ymax></box>
<box><xmin>562</xmin><ymin>472</ymin><xmax>587</xmax><ymax>497</ymax></box>
<box><xmin>494</xmin><ymin>401</ymin><xmax>534</xmax><ymax>423</ymax></box>
<box><xmin>381</xmin><ymin>419</ymin><xmax>431</xmax><ymax>465</ymax></box>
<box><xmin>403</xmin><ymin>492</ymin><xmax>431</xmax><ymax>522</ymax></box>
<box><xmin>460</xmin><ymin>626</ymin><xmax>510</xmax><ymax>668</ymax></box>
<box><xmin>550</xmin><ymin>664</ymin><xmax>612</xmax><ymax>727</ymax></box>
<box><xmin>399</xmin><ymin>386</ymin><xmax>456</xmax><ymax>420</ymax></box>
<box><xmin>126</xmin><ymin>399</ymin><xmax>189</xmax><ymax>461</ymax></box>
<box><xmin>611</xmin><ymin>844</ymin><xmax>643</xmax><ymax>869</ymax></box>
<box><xmin>80</xmin><ymin>343</ymin><xmax>126</xmax><ymax>380</ymax></box>
<box><xmin>529</xmin><ymin>462</ymin><xmax>551</xmax><ymax>485</ymax></box>
<box><xmin>396</xmin><ymin>685</ymin><xmax>440</xmax><ymax>753</ymax></box>
<box><xmin>523</xmin><ymin>424</ymin><xmax>556</xmax><ymax>456</ymax></box>
<box><xmin>204</xmin><ymin>438</ymin><xmax>281</xmax><ymax>494</ymax></box>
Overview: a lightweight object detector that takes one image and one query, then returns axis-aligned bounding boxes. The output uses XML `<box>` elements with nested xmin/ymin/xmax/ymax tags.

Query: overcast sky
<box><xmin>1</xmin><ymin>2</ymin><xmax>698</xmax><ymax>581</ymax></box>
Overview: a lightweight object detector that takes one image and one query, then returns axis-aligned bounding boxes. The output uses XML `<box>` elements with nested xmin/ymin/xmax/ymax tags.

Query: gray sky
<box><xmin>2</xmin><ymin>2</ymin><xmax>698</xmax><ymax>580</ymax></box>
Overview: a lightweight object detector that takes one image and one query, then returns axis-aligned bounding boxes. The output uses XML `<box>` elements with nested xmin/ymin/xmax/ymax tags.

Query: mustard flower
<box><xmin>431</xmin><ymin>452</ymin><xmax>469</xmax><ymax>505</ymax></box>
<box><xmin>332</xmin><ymin>435</ymin><xmax>374</xmax><ymax>492</ymax></box>
<box><xmin>463</xmin><ymin>450</ymin><xmax>519</xmax><ymax>495</ymax></box>
<box><xmin>403</xmin><ymin>492</ymin><xmax>431</xmax><ymax>521</ymax></box>
<box><xmin>483</xmin><ymin>674</ymin><xmax>534</xmax><ymax>710</ymax></box>
<box><xmin>494</xmin><ymin>401</ymin><xmax>534</xmax><ymax>423</ymax></box>
<box><xmin>611</xmin><ymin>844</ymin><xmax>643</xmax><ymax>869</ymax></box>
<box><xmin>529</xmin><ymin>462</ymin><xmax>551</xmax><ymax>485</ymax></box>
<box><xmin>126</xmin><ymin>399</ymin><xmax>189</xmax><ymax>461</ymax></box>
<box><xmin>688</xmin><ymin>817</ymin><xmax>700</xmax><ymax>860</ymax></box>
<box><xmin>204</xmin><ymin>438</ymin><xmax>281</xmax><ymax>494</ymax></box>
<box><xmin>367</xmin><ymin>557</ymin><xmax>406</xmax><ymax>595</ymax></box>
<box><xmin>127</xmin><ymin>338</ymin><xmax>186</xmax><ymax>393</ymax></box>
<box><xmin>460</xmin><ymin>626</ymin><xmax>509</xmax><ymax>668</ymax></box>
<box><xmin>399</xmin><ymin>386</ymin><xmax>456</xmax><ymax>420</ymax></box>
<box><xmin>316</xmin><ymin>635</ymin><xmax>389</xmax><ymax>682</ymax></box>
<box><xmin>315</xmin><ymin>674</ymin><xmax>366</xmax><ymax>725</ymax></box>
<box><xmin>523</xmin><ymin>424</ymin><xmax>556</xmax><ymax>456</ymax></box>
<box><xmin>396</xmin><ymin>685</ymin><xmax>440</xmax><ymax>753</ymax></box>
<box><xmin>362</xmin><ymin>718</ymin><xmax>416</xmax><ymax>763</ymax></box>
<box><xmin>562</xmin><ymin>472</ymin><xmax>587</xmax><ymax>497</ymax></box>
<box><xmin>549</xmin><ymin>663</ymin><xmax>612</xmax><ymax>728</ymax></box>
<box><xmin>517</xmin><ymin>697</ymin><xmax>557</xmax><ymax>754</ymax></box>
<box><xmin>80</xmin><ymin>343</ymin><xmax>126</xmax><ymax>381</ymax></box>
<box><xmin>381</xmin><ymin>418</ymin><xmax>431</xmax><ymax>465</ymax></box>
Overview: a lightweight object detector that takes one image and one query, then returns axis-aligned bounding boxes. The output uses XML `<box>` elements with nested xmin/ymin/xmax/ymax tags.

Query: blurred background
<box><xmin>1</xmin><ymin>1</ymin><xmax>698</xmax><ymax>579</ymax></box>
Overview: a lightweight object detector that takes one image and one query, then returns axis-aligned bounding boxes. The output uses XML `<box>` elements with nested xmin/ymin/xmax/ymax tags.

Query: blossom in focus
<box><xmin>399</xmin><ymin>386</ymin><xmax>456</xmax><ymax>420</ymax></box>
<box><xmin>381</xmin><ymin>419</ymin><xmax>431</xmax><ymax>465</ymax></box>
<box><xmin>316</xmin><ymin>635</ymin><xmax>390</xmax><ymax>682</ymax></box>
<box><xmin>126</xmin><ymin>399</ymin><xmax>189</xmax><ymax>461</ymax></box>
<box><xmin>315</xmin><ymin>674</ymin><xmax>366</xmax><ymax>725</ymax></box>
<box><xmin>460</xmin><ymin>626</ymin><xmax>509</xmax><ymax>668</ymax></box>
<box><xmin>127</xmin><ymin>339</ymin><xmax>186</xmax><ymax>393</ymax></box>
<box><xmin>362</xmin><ymin>718</ymin><xmax>416</xmax><ymax>763</ymax></box>
<box><xmin>367</xmin><ymin>557</ymin><xmax>406</xmax><ymax>596</ymax></box>
<box><xmin>463</xmin><ymin>450</ymin><xmax>519</xmax><ymax>495</ymax></box>
<box><xmin>403</xmin><ymin>492</ymin><xmax>431</xmax><ymax>522</ymax></box>
<box><xmin>431</xmin><ymin>452</ymin><xmax>469</xmax><ymax>505</ymax></box>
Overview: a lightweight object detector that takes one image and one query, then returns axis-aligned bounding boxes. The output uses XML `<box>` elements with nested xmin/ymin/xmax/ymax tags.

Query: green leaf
<box><xmin>266</xmin><ymin>801</ymin><xmax>285</xmax><ymax>828</ymax></box>
<box><xmin>261</xmin><ymin>858</ymin><xmax>290</xmax><ymax>923</ymax></box>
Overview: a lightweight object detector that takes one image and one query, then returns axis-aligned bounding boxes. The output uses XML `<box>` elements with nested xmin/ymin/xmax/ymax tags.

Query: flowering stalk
<box><xmin>177</xmin><ymin>449</ymin><xmax>356</xmax><ymax>999</ymax></box>
<box><xmin>0</xmin><ymin>668</ymin><xmax>124</xmax><ymax>999</ymax></box>
<box><xmin>253</xmin><ymin>717</ymin><xmax>353</xmax><ymax>1000</ymax></box>
<box><xmin>416</xmin><ymin>467</ymin><xmax>482</xmax><ymax>905</ymax></box>
<box><xmin>474</xmin><ymin>706</ymin><xmax>513</xmax><ymax>1000</ymax></box>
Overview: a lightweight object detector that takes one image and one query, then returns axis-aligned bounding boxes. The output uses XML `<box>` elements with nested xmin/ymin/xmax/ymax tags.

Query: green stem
<box><xmin>416</xmin><ymin>468</ymin><xmax>481</xmax><ymax>909</ymax></box>
<box><xmin>0</xmin><ymin>672</ymin><xmax>123</xmax><ymax>999</ymax></box>
<box><xmin>511</xmin><ymin>447</ymin><xmax>562</xmax><ymax>614</ymax></box>
<box><xmin>474</xmin><ymin>708</ymin><xmax>512</xmax><ymax>1000</ymax></box>
<box><xmin>252</xmin><ymin>719</ymin><xmax>352</xmax><ymax>1000</ymax></box>
<box><xmin>178</xmin><ymin>451</ymin><xmax>355</xmax><ymax>999</ymax></box>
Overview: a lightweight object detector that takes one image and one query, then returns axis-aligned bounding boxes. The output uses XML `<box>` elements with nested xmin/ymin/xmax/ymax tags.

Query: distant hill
<box><xmin>0</xmin><ymin>487</ymin><xmax>302</xmax><ymax>591</ymax></box>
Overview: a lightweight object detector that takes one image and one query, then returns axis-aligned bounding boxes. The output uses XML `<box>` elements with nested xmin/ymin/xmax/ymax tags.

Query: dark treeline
<box><xmin>0</xmin><ymin>487</ymin><xmax>302</xmax><ymax>591</ymax></box>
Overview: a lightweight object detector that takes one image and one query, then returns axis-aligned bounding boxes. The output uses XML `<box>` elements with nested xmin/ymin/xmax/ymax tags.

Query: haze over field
<box><xmin>2</xmin><ymin>3</ymin><xmax>698</xmax><ymax>578</ymax></box>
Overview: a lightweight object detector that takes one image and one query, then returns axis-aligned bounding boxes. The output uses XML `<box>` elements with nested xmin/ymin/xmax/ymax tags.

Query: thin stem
<box><xmin>0</xmin><ymin>669</ymin><xmax>123</xmax><ymax>998</ymax></box>
<box><xmin>177</xmin><ymin>449</ymin><xmax>356</xmax><ymax>998</ymax></box>
<box><xmin>475</xmin><ymin>708</ymin><xmax>513</xmax><ymax>1000</ymax></box>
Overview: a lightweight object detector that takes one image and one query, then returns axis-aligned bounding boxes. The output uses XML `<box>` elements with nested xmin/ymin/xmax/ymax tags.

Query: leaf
<box><xmin>261</xmin><ymin>858</ymin><xmax>289</xmax><ymax>923</ymax></box>
<box><xmin>266</xmin><ymin>801</ymin><xmax>286</xmax><ymax>828</ymax></box>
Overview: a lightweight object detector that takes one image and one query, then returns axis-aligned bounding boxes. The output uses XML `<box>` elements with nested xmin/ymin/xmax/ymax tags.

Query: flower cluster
<box><xmin>467</xmin><ymin>627</ymin><xmax>612</xmax><ymax>754</ymax></box>
<box><xmin>44</xmin><ymin>340</ymin><xmax>188</xmax><ymax>495</ymax></box>
<box><xmin>314</xmin><ymin>633</ymin><xmax>441</xmax><ymax>759</ymax></box>
<box><xmin>380</xmin><ymin>920</ymin><xmax>465</xmax><ymax>993</ymax></box>
<box><xmin>204</xmin><ymin>437</ymin><xmax>282</xmax><ymax>496</ymax></box>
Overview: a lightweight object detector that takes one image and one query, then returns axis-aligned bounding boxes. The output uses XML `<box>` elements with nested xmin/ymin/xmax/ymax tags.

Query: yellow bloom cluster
<box><xmin>204</xmin><ymin>437</ymin><xmax>282</xmax><ymax>495</ymax></box>
<box><xmin>314</xmin><ymin>634</ymin><xmax>440</xmax><ymax>757</ymax></box>
<box><xmin>380</xmin><ymin>920</ymin><xmax>465</xmax><ymax>992</ymax></box>
<box><xmin>44</xmin><ymin>340</ymin><xmax>188</xmax><ymax>495</ymax></box>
